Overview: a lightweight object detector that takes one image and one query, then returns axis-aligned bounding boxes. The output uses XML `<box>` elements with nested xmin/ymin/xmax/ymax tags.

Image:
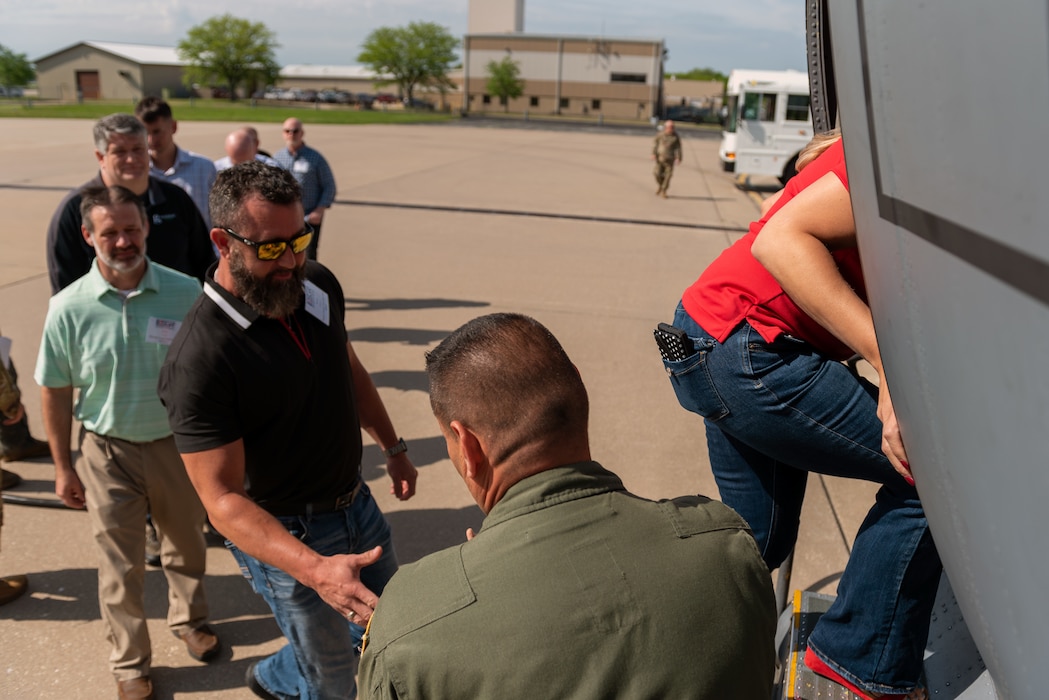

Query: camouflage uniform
<box><xmin>653</xmin><ymin>129</ymin><xmax>683</xmax><ymax>196</ymax></box>
<box><xmin>0</xmin><ymin>336</ymin><xmax>49</xmax><ymax>464</ymax></box>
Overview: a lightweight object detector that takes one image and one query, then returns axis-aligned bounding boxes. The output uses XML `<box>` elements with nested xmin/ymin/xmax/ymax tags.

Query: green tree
<box><xmin>667</xmin><ymin>67</ymin><xmax>727</xmax><ymax>82</ymax></box>
<box><xmin>0</xmin><ymin>44</ymin><xmax>34</xmax><ymax>92</ymax></box>
<box><xmin>177</xmin><ymin>14</ymin><xmax>280</xmax><ymax>100</ymax></box>
<box><xmin>485</xmin><ymin>57</ymin><xmax>524</xmax><ymax>112</ymax></box>
<box><xmin>358</xmin><ymin>22</ymin><xmax>459</xmax><ymax>103</ymax></box>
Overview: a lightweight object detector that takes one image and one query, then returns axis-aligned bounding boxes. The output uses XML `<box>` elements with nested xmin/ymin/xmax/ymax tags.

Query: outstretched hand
<box><xmin>311</xmin><ymin>546</ymin><xmax>383</xmax><ymax>624</ymax></box>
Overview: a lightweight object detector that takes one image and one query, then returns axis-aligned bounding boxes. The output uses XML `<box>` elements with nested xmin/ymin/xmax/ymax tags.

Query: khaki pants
<box><xmin>77</xmin><ymin>431</ymin><xmax>209</xmax><ymax>680</ymax></box>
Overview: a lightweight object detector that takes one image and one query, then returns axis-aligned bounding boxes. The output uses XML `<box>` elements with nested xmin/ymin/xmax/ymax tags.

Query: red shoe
<box><xmin>803</xmin><ymin>647</ymin><xmax>925</xmax><ymax>700</ymax></box>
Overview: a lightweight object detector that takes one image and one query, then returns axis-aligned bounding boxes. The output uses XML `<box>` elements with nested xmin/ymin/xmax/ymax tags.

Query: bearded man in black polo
<box><xmin>158</xmin><ymin>162</ymin><xmax>417</xmax><ymax>700</ymax></box>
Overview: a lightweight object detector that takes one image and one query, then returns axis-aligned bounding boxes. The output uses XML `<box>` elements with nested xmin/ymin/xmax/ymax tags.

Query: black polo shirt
<box><xmin>46</xmin><ymin>173</ymin><xmax>216</xmax><ymax>294</ymax></box>
<box><xmin>158</xmin><ymin>261</ymin><xmax>362</xmax><ymax>514</ymax></box>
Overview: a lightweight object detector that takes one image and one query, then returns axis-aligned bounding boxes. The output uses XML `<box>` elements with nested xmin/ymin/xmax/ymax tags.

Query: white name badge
<box><xmin>304</xmin><ymin>280</ymin><xmax>330</xmax><ymax>325</ymax></box>
<box><xmin>146</xmin><ymin>317</ymin><xmax>181</xmax><ymax>345</ymax></box>
<box><xmin>293</xmin><ymin>160</ymin><xmax>310</xmax><ymax>174</ymax></box>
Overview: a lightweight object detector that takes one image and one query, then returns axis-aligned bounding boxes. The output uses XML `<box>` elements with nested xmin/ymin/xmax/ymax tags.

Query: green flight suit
<box><xmin>359</xmin><ymin>461</ymin><xmax>776</xmax><ymax>699</ymax></box>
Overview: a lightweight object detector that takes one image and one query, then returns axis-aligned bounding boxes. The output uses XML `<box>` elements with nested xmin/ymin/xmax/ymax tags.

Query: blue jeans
<box><xmin>664</xmin><ymin>303</ymin><xmax>941</xmax><ymax>693</ymax></box>
<box><xmin>227</xmin><ymin>483</ymin><xmax>398</xmax><ymax>699</ymax></box>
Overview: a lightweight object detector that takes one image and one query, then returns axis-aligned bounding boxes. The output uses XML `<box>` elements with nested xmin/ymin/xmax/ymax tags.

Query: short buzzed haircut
<box><xmin>134</xmin><ymin>96</ymin><xmax>173</xmax><ymax>123</ymax></box>
<box><xmin>209</xmin><ymin>161</ymin><xmax>302</xmax><ymax>230</ymax></box>
<box><xmin>79</xmin><ymin>184</ymin><xmax>147</xmax><ymax>233</ymax></box>
<box><xmin>425</xmin><ymin>313</ymin><xmax>589</xmax><ymax>464</ymax></box>
<box><xmin>92</xmin><ymin>113</ymin><xmax>147</xmax><ymax>153</ymax></box>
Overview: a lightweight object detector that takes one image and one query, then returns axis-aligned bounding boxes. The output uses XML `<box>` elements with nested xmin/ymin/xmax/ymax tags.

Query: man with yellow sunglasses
<box><xmin>159</xmin><ymin>162</ymin><xmax>417</xmax><ymax>699</ymax></box>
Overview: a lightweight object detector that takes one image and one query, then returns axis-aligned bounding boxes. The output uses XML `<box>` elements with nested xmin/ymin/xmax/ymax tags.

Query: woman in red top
<box><xmin>663</xmin><ymin>132</ymin><xmax>937</xmax><ymax>699</ymax></box>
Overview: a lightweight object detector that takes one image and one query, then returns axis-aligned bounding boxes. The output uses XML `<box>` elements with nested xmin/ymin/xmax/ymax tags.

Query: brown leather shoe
<box><xmin>1</xmin><ymin>437</ymin><xmax>52</xmax><ymax>462</ymax></box>
<box><xmin>176</xmin><ymin>624</ymin><xmax>220</xmax><ymax>662</ymax></box>
<box><xmin>0</xmin><ymin>575</ymin><xmax>28</xmax><ymax>606</ymax></box>
<box><xmin>1</xmin><ymin>468</ymin><xmax>21</xmax><ymax>490</ymax></box>
<box><xmin>116</xmin><ymin>676</ymin><xmax>155</xmax><ymax>700</ymax></box>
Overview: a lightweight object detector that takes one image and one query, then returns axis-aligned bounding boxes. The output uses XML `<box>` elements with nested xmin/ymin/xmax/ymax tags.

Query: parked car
<box><xmin>663</xmin><ymin>104</ymin><xmax>712</xmax><ymax>124</ymax></box>
<box><xmin>403</xmin><ymin>97</ymin><xmax>435</xmax><ymax>111</ymax></box>
<box><xmin>356</xmin><ymin>93</ymin><xmax>375</xmax><ymax>108</ymax></box>
<box><xmin>374</xmin><ymin>93</ymin><xmax>398</xmax><ymax>104</ymax></box>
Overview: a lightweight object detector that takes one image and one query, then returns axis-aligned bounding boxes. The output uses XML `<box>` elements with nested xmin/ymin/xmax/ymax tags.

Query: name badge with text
<box><xmin>146</xmin><ymin>317</ymin><xmax>181</xmax><ymax>345</ymax></box>
<box><xmin>304</xmin><ymin>281</ymin><xmax>330</xmax><ymax>325</ymax></box>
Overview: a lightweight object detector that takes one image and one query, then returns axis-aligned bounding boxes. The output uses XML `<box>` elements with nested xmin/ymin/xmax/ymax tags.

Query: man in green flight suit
<box><xmin>358</xmin><ymin>313</ymin><xmax>776</xmax><ymax>700</ymax></box>
<box><xmin>652</xmin><ymin>119</ymin><xmax>683</xmax><ymax>198</ymax></box>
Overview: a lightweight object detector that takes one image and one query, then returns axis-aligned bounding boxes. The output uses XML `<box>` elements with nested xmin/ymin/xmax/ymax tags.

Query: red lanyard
<box><xmin>279</xmin><ymin>316</ymin><xmax>311</xmax><ymax>361</ymax></box>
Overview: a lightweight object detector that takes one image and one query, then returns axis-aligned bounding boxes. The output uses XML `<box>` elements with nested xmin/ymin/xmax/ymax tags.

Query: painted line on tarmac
<box><xmin>0</xmin><ymin>183</ymin><xmax>76</xmax><ymax>192</ymax></box>
<box><xmin>337</xmin><ymin>199</ymin><xmax>749</xmax><ymax>234</ymax></box>
<box><xmin>736</xmin><ymin>173</ymin><xmax>770</xmax><ymax>211</ymax></box>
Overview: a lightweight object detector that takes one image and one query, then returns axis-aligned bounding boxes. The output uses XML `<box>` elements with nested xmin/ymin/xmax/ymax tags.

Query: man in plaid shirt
<box><xmin>275</xmin><ymin>118</ymin><xmax>336</xmax><ymax>260</ymax></box>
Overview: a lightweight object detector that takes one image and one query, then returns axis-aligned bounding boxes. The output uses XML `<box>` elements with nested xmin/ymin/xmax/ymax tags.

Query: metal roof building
<box><xmin>34</xmin><ymin>41</ymin><xmax>189</xmax><ymax>101</ymax></box>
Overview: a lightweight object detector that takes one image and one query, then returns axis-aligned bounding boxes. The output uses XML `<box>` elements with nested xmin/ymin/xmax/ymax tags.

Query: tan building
<box><xmin>31</xmin><ymin>42</ymin><xmax>391</xmax><ymax>102</ymax></box>
<box><xmin>469</xmin><ymin>0</ymin><xmax>524</xmax><ymax>33</ymax></box>
<box><xmin>34</xmin><ymin>41</ymin><xmax>189</xmax><ymax>102</ymax></box>
<box><xmin>463</xmin><ymin>34</ymin><xmax>666</xmax><ymax>120</ymax></box>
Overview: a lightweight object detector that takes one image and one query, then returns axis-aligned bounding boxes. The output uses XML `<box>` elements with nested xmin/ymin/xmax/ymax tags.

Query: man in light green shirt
<box><xmin>35</xmin><ymin>185</ymin><xmax>219</xmax><ymax>700</ymax></box>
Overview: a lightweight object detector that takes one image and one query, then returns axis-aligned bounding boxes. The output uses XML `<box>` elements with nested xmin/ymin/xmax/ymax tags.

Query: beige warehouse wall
<box><xmin>36</xmin><ymin>48</ymin><xmax>142</xmax><ymax>101</ymax></box>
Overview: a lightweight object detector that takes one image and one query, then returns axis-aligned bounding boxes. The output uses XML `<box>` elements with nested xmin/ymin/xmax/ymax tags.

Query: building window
<box><xmin>611</xmin><ymin>73</ymin><xmax>647</xmax><ymax>83</ymax></box>
<box><xmin>560</xmin><ymin>97</ymin><xmax>569</xmax><ymax>109</ymax></box>
<box><xmin>591</xmin><ymin>99</ymin><xmax>601</xmax><ymax>111</ymax></box>
<box><xmin>499</xmin><ymin>96</ymin><xmax>508</xmax><ymax>106</ymax></box>
<box><xmin>482</xmin><ymin>94</ymin><xmax>491</xmax><ymax>105</ymax></box>
<box><xmin>530</xmin><ymin>96</ymin><xmax>539</xmax><ymax>107</ymax></box>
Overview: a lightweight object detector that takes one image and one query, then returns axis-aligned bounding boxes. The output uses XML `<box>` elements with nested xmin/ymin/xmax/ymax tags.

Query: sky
<box><xmin>0</xmin><ymin>0</ymin><xmax>807</xmax><ymax>76</ymax></box>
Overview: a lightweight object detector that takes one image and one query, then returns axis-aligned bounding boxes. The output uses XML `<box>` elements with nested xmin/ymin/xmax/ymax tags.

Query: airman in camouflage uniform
<box><xmin>652</xmin><ymin>119</ymin><xmax>683</xmax><ymax>198</ymax></box>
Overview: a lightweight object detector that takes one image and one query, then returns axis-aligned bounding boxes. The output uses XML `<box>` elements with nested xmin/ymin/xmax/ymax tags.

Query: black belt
<box><xmin>265</xmin><ymin>481</ymin><xmax>362</xmax><ymax>517</ymax></box>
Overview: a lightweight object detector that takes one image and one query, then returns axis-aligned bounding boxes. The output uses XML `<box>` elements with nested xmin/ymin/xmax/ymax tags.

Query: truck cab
<box><xmin>719</xmin><ymin>69</ymin><xmax>813</xmax><ymax>184</ymax></box>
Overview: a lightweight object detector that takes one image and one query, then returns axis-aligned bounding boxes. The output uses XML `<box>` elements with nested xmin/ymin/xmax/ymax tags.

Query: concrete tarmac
<box><xmin>0</xmin><ymin>118</ymin><xmax>876</xmax><ymax>699</ymax></box>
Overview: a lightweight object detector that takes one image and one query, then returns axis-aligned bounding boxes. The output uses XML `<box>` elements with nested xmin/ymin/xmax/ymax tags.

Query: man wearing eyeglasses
<box><xmin>275</xmin><ymin>118</ymin><xmax>335</xmax><ymax>261</ymax></box>
<box><xmin>45</xmin><ymin>113</ymin><xmax>216</xmax><ymax>295</ymax></box>
<box><xmin>157</xmin><ymin>162</ymin><xmax>416</xmax><ymax>700</ymax></box>
<box><xmin>37</xmin><ymin>185</ymin><xmax>218</xmax><ymax>700</ymax></box>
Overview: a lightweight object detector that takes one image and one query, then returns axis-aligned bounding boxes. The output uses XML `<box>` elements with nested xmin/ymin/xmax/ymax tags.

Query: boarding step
<box><xmin>777</xmin><ymin>574</ymin><xmax>999</xmax><ymax>699</ymax></box>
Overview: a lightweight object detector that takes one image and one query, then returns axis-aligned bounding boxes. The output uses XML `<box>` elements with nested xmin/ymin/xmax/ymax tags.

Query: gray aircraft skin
<box><xmin>811</xmin><ymin>1</ymin><xmax>1048</xmax><ymax>698</ymax></box>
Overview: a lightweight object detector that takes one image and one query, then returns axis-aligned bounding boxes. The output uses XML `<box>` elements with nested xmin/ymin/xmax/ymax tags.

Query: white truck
<box><xmin>718</xmin><ymin>69</ymin><xmax>813</xmax><ymax>184</ymax></box>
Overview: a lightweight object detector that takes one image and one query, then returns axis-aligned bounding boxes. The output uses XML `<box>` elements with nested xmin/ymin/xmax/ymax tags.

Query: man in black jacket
<box><xmin>45</xmin><ymin>113</ymin><xmax>215</xmax><ymax>295</ymax></box>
